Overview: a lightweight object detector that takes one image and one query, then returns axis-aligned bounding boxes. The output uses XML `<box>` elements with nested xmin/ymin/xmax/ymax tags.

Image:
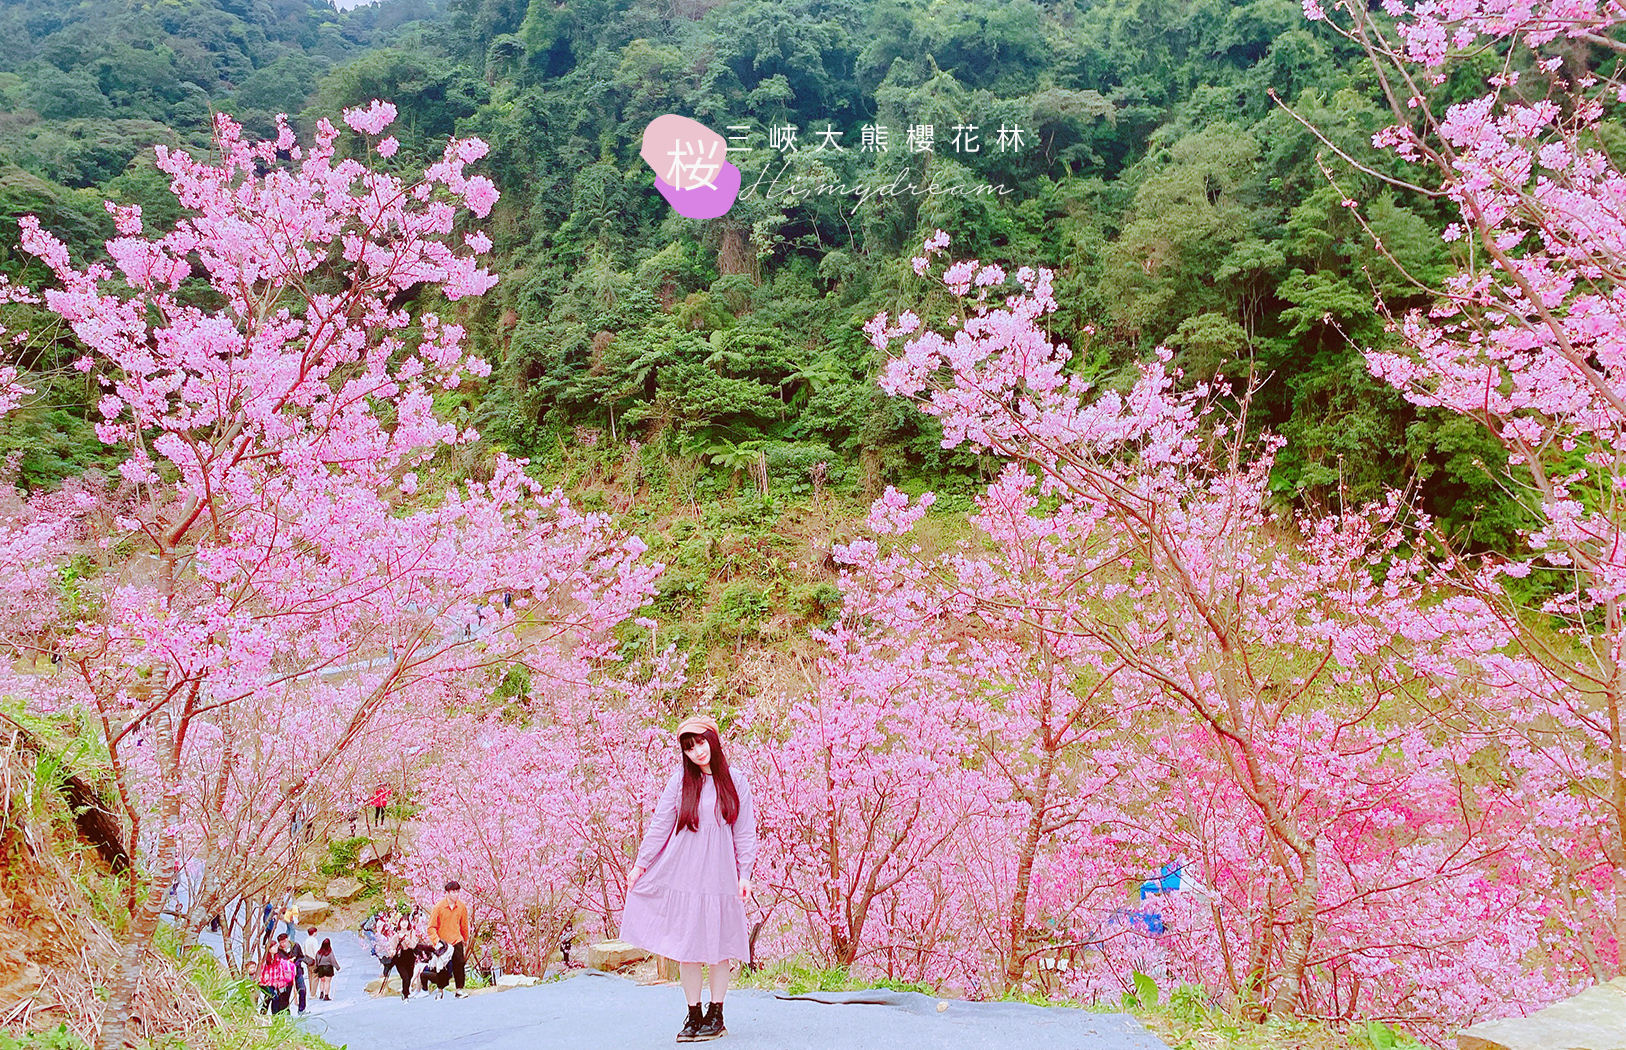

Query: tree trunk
<box><xmin>1003</xmin><ymin>751</ymin><xmax>1055</xmax><ymax>990</ymax></box>
<box><xmin>1245</xmin><ymin>902</ymin><xmax>1275</xmax><ymax>1020</ymax></box>
<box><xmin>97</xmin><ymin>697</ymin><xmax>180</xmax><ymax>1050</ymax></box>
<box><xmin>97</xmin><ymin>545</ymin><xmax>186</xmax><ymax>1050</ymax></box>
<box><xmin>1269</xmin><ymin>850</ymin><xmax>1319</xmax><ymax>1016</ymax></box>
<box><xmin>823</xmin><ymin>746</ymin><xmax>849</xmax><ymax>966</ymax></box>
<box><xmin>97</xmin><ymin>880</ymin><xmax>169</xmax><ymax>1049</ymax></box>
<box><xmin>1212</xmin><ymin>899</ymin><xmax>1240</xmax><ymax>1002</ymax></box>
<box><xmin>837</xmin><ymin>889</ymin><xmax>873</xmax><ymax>968</ymax></box>
<box><xmin>1605</xmin><ymin>610</ymin><xmax>1626</xmax><ymax>976</ymax></box>
<box><xmin>715</xmin><ymin>223</ymin><xmax>755</xmax><ymax>282</ymax></box>
<box><xmin>221</xmin><ymin>899</ymin><xmax>240</xmax><ymax>975</ymax></box>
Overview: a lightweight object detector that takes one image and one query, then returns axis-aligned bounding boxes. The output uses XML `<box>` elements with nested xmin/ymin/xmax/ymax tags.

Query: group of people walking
<box><xmin>257</xmin><ymin>923</ymin><xmax>340</xmax><ymax>1015</ymax></box>
<box><xmin>255</xmin><ymin>881</ymin><xmax>472</xmax><ymax>1013</ymax></box>
<box><xmin>368</xmin><ymin>883</ymin><xmax>472</xmax><ymax>1001</ymax></box>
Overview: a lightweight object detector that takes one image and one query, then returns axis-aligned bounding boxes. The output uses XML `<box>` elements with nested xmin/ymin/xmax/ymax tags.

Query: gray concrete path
<box><xmin>293</xmin><ymin>929</ymin><xmax>386</xmax><ymax>1017</ymax></box>
<box><xmin>290</xmin><ymin>925</ymin><xmax>1169</xmax><ymax>1050</ymax></box>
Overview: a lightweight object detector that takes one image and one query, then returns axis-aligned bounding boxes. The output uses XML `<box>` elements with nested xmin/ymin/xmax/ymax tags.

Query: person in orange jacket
<box><xmin>427</xmin><ymin>880</ymin><xmax>471</xmax><ymax>998</ymax></box>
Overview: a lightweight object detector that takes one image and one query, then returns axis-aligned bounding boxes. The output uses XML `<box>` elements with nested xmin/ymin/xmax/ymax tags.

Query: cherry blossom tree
<box><xmin>1298</xmin><ymin>0</ymin><xmax>1626</xmax><ymax>980</ymax></box>
<box><xmin>853</xmin><ymin>236</ymin><xmax>1573</xmax><ymax>1026</ymax></box>
<box><xmin>748</xmin><ymin>616</ymin><xmax>991</xmax><ymax>976</ymax></box>
<box><xmin>0</xmin><ymin>103</ymin><xmax>661</xmax><ymax>1050</ymax></box>
<box><xmin>400</xmin><ymin>718</ymin><xmax>597</xmax><ymax>975</ymax></box>
<box><xmin>809</xmin><ymin>482</ymin><xmax>1134</xmax><ymax>992</ymax></box>
<box><xmin>164</xmin><ymin>685</ymin><xmax>442</xmax><ymax>972</ymax></box>
<box><xmin>395</xmin><ymin>652</ymin><xmax>685</xmax><ymax>975</ymax></box>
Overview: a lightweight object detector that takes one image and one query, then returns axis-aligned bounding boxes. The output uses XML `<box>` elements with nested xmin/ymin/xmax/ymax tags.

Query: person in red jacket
<box><xmin>427</xmin><ymin>880</ymin><xmax>471</xmax><ymax>998</ymax></box>
<box><xmin>367</xmin><ymin>783</ymin><xmax>392</xmax><ymax>829</ymax></box>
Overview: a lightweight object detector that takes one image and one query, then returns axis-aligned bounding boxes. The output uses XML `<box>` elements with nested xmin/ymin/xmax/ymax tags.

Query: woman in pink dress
<box><xmin>621</xmin><ymin>714</ymin><xmax>757</xmax><ymax>1043</ymax></box>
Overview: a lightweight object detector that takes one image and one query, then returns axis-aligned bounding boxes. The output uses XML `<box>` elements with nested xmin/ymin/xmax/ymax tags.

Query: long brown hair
<box><xmin>676</xmin><ymin>727</ymin><xmax>739</xmax><ymax>832</ymax></box>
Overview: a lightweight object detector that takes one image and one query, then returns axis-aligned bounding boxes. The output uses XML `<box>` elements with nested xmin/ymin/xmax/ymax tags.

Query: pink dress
<box><xmin>620</xmin><ymin>768</ymin><xmax>757</xmax><ymax>964</ymax></box>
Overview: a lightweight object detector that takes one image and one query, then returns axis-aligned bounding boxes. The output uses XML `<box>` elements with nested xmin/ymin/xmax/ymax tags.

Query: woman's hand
<box><xmin>738</xmin><ymin>878</ymin><xmax>753</xmax><ymax>902</ymax></box>
<box><xmin>628</xmin><ymin>865</ymin><xmax>644</xmax><ymax>891</ymax></box>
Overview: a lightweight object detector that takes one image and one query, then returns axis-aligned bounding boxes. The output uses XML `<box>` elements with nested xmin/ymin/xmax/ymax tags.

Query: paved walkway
<box><xmin>285</xmin><ymin>928</ymin><xmax>1168</xmax><ymax>1050</ymax></box>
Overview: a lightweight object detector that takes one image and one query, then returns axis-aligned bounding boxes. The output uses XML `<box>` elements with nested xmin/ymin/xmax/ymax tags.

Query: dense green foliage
<box><xmin>0</xmin><ymin>0</ymin><xmax>1525</xmax><ymax>545</ymax></box>
<box><xmin>0</xmin><ymin>0</ymin><xmax>446</xmax><ymax>262</ymax></box>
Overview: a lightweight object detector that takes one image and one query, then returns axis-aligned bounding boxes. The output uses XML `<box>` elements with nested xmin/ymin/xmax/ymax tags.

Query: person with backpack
<box><xmin>257</xmin><ymin>939</ymin><xmax>297</xmax><ymax>1014</ymax></box>
<box><xmin>285</xmin><ymin>929</ymin><xmax>310</xmax><ymax>1013</ymax></box>
<box><xmin>373</xmin><ymin>912</ymin><xmax>398</xmax><ymax>978</ymax></box>
<box><xmin>312</xmin><ymin>938</ymin><xmax>340</xmax><ymax>1000</ymax></box>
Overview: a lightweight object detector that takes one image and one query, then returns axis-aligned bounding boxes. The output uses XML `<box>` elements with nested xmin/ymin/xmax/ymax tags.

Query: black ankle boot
<box><xmin>676</xmin><ymin>1003</ymin><xmax>704</xmax><ymax>1042</ymax></box>
<box><xmin>693</xmin><ymin>1001</ymin><xmax>725</xmax><ymax>1041</ymax></box>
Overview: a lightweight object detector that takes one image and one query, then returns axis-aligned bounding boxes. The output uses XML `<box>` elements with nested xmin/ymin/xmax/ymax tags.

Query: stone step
<box><xmin>586</xmin><ymin>940</ymin><xmax>650</xmax><ymax>971</ymax></box>
<box><xmin>1459</xmin><ymin>976</ymin><xmax>1626</xmax><ymax>1050</ymax></box>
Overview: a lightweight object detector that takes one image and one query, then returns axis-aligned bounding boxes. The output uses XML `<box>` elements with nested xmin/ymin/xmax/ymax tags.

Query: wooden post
<box><xmin>657</xmin><ymin>956</ymin><xmax>680</xmax><ymax>982</ymax></box>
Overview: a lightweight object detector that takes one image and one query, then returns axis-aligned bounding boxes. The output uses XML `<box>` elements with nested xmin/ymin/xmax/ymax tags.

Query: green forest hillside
<box><xmin>10</xmin><ymin>4</ymin><xmax>1626</xmax><ymax>1042</ymax></box>
<box><xmin>0</xmin><ymin>0</ymin><xmax>1515</xmax><ymax>546</ymax></box>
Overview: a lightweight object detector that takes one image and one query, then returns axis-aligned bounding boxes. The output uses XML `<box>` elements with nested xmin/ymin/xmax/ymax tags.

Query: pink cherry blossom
<box><xmin>850</xmin><ymin>232</ymin><xmax>1585</xmax><ymax>1028</ymax></box>
<box><xmin>0</xmin><ymin>106</ymin><xmax>650</xmax><ymax>1050</ymax></box>
<box><xmin>343</xmin><ymin>99</ymin><xmax>398</xmax><ymax>136</ymax></box>
<box><xmin>1336</xmin><ymin>0</ymin><xmax>1626</xmax><ymax>998</ymax></box>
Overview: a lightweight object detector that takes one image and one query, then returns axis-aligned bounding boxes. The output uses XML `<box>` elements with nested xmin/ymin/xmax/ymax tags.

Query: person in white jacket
<box><xmin>418</xmin><ymin>939</ymin><xmax>457</xmax><ymax>998</ymax></box>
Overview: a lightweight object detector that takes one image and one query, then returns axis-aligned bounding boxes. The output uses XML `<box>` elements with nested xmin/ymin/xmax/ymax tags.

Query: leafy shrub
<box><xmin>703</xmin><ymin>582</ymin><xmax>770</xmax><ymax>643</ymax></box>
<box><xmin>0</xmin><ymin>1025</ymin><xmax>88</xmax><ymax>1050</ymax></box>
<box><xmin>791</xmin><ymin>582</ymin><xmax>842</xmax><ymax>626</ymax></box>
<box><xmin>318</xmin><ymin>836</ymin><xmax>371</xmax><ymax>878</ymax></box>
<box><xmin>763</xmin><ymin>442</ymin><xmax>841</xmax><ymax>496</ymax></box>
<box><xmin>655</xmin><ymin>567</ymin><xmax>707</xmax><ymax>615</ymax></box>
<box><xmin>493</xmin><ymin>665</ymin><xmax>532</xmax><ymax>703</ymax></box>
